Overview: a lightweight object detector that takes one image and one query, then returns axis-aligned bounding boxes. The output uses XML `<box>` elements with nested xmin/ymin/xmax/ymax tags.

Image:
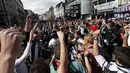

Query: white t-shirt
<box><xmin>78</xmin><ymin>25</ymin><xmax>84</xmax><ymax>35</ymax></box>
<box><xmin>95</xmin><ymin>55</ymin><xmax>130</xmax><ymax>73</ymax></box>
<box><xmin>48</xmin><ymin>38</ymin><xmax>57</xmax><ymax>48</ymax></box>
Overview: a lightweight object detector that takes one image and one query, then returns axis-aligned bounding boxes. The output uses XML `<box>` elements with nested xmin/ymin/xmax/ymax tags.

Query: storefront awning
<box><xmin>97</xmin><ymin>8</ymin><xmax>113</xmax><ymax>13</ymax></box>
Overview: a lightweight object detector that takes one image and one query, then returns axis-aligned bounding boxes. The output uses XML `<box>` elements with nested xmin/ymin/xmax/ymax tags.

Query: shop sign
<box><xmin>65</xmin><ymin>4</ymin><xmax>80</xmax><ymax>18</ymax></box>
<box><xmin>114</xmin><ymin>13</ymin><xmax>130</xmax><ymax>20</ymax></box>
<box><xmin>114</xmin><ymin>5</ymin><xmax>130</xmax><ymax>13</ymax></box>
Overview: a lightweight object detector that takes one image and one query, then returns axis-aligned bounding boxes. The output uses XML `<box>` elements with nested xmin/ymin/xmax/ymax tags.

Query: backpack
<box><xmin>68</xmin><ymin>63</ymin><xmax>80</xmax><ymax>73</ymax></box>
<box><xmin>104</xmin><ymin>63</ymin><xmax>128</xmax><ymax>73</ymax></box>
<box><xmin>52</xmin><ymin>60</ymin><xmax>86</xmax><ymax>73</ymax></box>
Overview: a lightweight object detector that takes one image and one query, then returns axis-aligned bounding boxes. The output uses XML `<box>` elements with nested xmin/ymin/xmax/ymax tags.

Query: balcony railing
<box><xmin>94</xmin><ymin>1</ymin><xmax>117</xmax><ymax>10</ymax></box>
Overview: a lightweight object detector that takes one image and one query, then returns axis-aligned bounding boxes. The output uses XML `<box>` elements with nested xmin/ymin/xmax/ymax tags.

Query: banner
<box><xmin>65</xmin><ymin>4</ymin><xmax>81</xmax><ymax>18</ymax></box>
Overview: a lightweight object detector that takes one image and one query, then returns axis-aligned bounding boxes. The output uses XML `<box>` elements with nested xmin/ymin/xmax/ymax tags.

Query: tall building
<box><xmin>45</xmin><ymin>6</ymin><xmax>54</xmax><ymax>21</ymax></box>
<box><xmin>0</xmin><ymin>0</ymin><xmax>8</xmax><ymax>26</ymax></box>
<box><xmin>0</xmin><ymin>0</ymin><xmax>25</xmax><ymax>26</ymax></box>
<box><xmin>64</xmin><ymin>0</ymin><xmax>92</xmax><ymax>20</ymax></box>
<box><xmin>49</xmin><ymin>6</ymin><xmax>54</xmax><ymax>20</ymax></box>
<box><xmin>81</xmin><ymin>0</ymin><xmax>92</xmax><ymax>19</ymax></box>
<box><xmin>25</xmin><ymin>10</ymin><xmax>39</xmax><ymax>23</ymax></box>
<box><xmin>93</xmin><ymin>0</ymin><xmax>118</xmax><ymax>19</ymax></box>
<box><xmin>16</xmin><ymin>0</ymin><xmax>25</xmax><ymax>25</ymax></box>
<box><xmin>54</xmin><ymin>2</ymin><xmax>65</xmax><ymax>19</ymax></box>
<box><xmin>25</xmin><ymin>10</ymin><xmax>34</xmax><ymax>15</ymax></box>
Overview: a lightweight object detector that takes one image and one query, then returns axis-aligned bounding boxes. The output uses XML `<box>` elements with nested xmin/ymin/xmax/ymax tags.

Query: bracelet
<box><xmin>94</xmin><ymin>37</ymin><xmax>98</xmax><ymax>40</ymax></box>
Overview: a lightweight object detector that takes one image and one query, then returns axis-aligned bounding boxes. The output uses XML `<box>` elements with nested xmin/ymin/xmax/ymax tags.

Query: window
<box><xmin>66</xmin><ymin>0</ymin><xmax>76</xmax><ymax>4</ymax></box>
<box><xmin>99</xmin><ymin>0</ymin><xmax>106</xmax><ymax>4</ymax></box>
<box><xmin>107</xmin><ymin>0</ymin><xmax>115</xmax><ymax>2</ymax></box>
<box><xmin>118</xmin><ymin>0</ymin><xmax>129</xmax><ymax>5</ymax></box>
<box><xmin>0</xmin><ymin>1</ymin><xmax>3</xmax><ymax>11</ymax></box>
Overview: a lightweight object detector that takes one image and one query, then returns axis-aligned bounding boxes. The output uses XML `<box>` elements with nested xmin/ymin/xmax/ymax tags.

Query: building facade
<box><xmin>0</xmin><ymin>0</ymin><xmax>7</xmax><ymax>26</ymax></box>
<box><xmin>64</xmin><ymin>0</ymin><xmax>92</xmax><ymax>20</ymax></box>
<box><xmin>25</xmin><ymin>10</ymin><xmax>39</xmax><ymax>23</ymax></box>
<box><xmin>44</xmin><ymin>6</ymin><xmax>55</xmax><ymax>21</ymax></box>
<box><xmin>54</xmin><ymin>2</ymin><xmax>65</xmax><ymax>19</ymax></box>
<box><xmin>0</xmin><ymin>0</ymin><xmax>25</xmax><ymax>26</ymax></box>
<box><xmin>16</xmin><ymin>0</ymin><xmax>25</xmax><ymax>25</ymax></box>
<box><xmin>118</xmin><ymin>0</ymin><xmax>130</xmax><ymax>6</ymax></box>
<box><xmin>81</xmin><ymin>0</ymin><xmax>92</xmax><ymax>19</ymax></box>
<box><xmin>114</xmin><ymin>0</ymin><xmax>130</xmax><ymax>21</ymax></box>
<box><xmin>93</xmin><ymin>0</ymin><xmax>118</xmax><ymax>19</ymax></box>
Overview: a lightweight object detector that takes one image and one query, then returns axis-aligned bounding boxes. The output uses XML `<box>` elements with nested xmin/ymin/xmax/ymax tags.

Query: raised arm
<box><xmin>15</xmin><ymin>43</ymin><xmax>32</xmax><ymax>65</ymax></box>
<box><xmin>24</xmin><ymin>15</ymin><xmax>32</xmax><ymax>32</ymax></box>
<box><xmin>84</xmin><ymin>50</ymin><xmax>92</xmax><ymax>73</ymax></box>
<box><xmin>122</xmin><ymin>29</ymin><xmax>129</xmax><ymax>47</ymax></box>
<box><xmin>24</xmin><ymin>15</ymin><xmax>32</xmax><ymax>42</ymax></box>
<box><xmin>15</xmin><ymin>22</ymin><xmax>39</xmax><ymax>64</ymax></box>
<box><xmin>31</xmin><ymin>22</ymin><xmax>39</xmax><ymax>33</ymax></box>
<box><xmin>93</xmin><ymin>30</ymin><xmax>108</xmax><ymax>68</ymax></box>
<box><xmin>93</xmin><ymin>30</ymin><xmax>100</xmax><ymax>56</ymax></box>
<box><xmin>0</xmin><ymin>28</ymin><xmax>23</xmax><ymax>73</ymax></box>
<box><xmin>124</xmin><ymin>24</ymin><xmax>130</xmax><ymax>29</ymax></box>
<box><xmin>49</xmin><ymin>55</ymin><xmax>55</xmax><ymax>65</ymax></box>
<box><xmin>57</xmin><ymin>31</ymin><xmax>68</xmax><ymax>73</ymax></box>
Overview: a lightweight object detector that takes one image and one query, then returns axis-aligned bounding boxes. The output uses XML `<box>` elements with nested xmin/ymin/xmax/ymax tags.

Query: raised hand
<box><xmin>25</xmin><ymin>15</ymin><xmax>32</xmax><ymax>32</ymax></box>
<box><xmin>57</xmin><ymin>31</ymin><xmax>68</xmax><ymax>73</ymax></box>
<box><xmin>93</xmin><ymin>30</ymin><xmax>100</xmax><ymax>56</ymax></box>
<box><xmin>122</xmin><ymin>29</ymin><xmax>130</xmax><ymax>47</ymax></box>
<box><xmin>0</xmin><ymin>28</ymin><xmax>23</xmax><ymax>57</ymax></box>
<box><xmin>57</xmin><ymin>31</ymin><xmax>64</xmax><ymax>41</ymax></box>
<box><xmin>29</xmin><ymin>22</ymin><xmax>39</xmax><ymax>43</ymax></box>
<box><xmin>84</xmin><ymin>50</ymin><xmax>92</xmax><ymax>73</ymax></box>
<box><xmin>84</xmin><ymin>50</ymin><xmax>90</xmax><ymax>56</ymax></box>
<box><xmin>0</xmin><ymin>28</ymin><xmax>23</xmax><ymax>73</ymax></box>
<box><xmin>93</xmin><ymin>30</ymin><xmax>100</xmax><ymax>38</ymax></box>
<box><xmin>32</xmin><ymin>21</ymin><xmax>39</xmax><ymax>32</ymax></box>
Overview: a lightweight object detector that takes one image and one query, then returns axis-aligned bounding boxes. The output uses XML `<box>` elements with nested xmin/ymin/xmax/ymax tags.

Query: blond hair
<box><xmin>84</xmin><ymin>34</ymin><xmax>93</xmax><ymax>43</ymax></box>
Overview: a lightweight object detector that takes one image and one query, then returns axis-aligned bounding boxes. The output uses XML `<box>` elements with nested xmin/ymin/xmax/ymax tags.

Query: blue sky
<box><xmin>21</xmin><ymin>0</ymin><xmax>64</xmax><ymax>14</ymax></box>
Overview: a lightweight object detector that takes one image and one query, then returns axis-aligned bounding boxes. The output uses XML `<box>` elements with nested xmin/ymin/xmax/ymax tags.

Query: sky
<box><xmin>21</xmin><ymin>0</ymin><xmax>64</xmax><ymax>15</ymax></box>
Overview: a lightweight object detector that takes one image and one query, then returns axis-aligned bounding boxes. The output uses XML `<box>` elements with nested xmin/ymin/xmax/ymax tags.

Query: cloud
<box><xmin>21</xmin><ymin>0</ymin><xmax>64</xmax><ymax>15</ymax></box>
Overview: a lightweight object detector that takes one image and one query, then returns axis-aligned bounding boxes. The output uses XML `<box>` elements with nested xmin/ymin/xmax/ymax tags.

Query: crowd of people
<box><xmin>0</xmin><ymin>15</ymin><xmax>130</xmax><ymax>73</ymax></box>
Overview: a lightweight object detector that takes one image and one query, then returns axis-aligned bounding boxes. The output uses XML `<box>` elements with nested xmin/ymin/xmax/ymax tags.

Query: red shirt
<box><xmin>90</xmin><ymin>25</ymin><xmax>98</xmax><ymax>32</ymax></box>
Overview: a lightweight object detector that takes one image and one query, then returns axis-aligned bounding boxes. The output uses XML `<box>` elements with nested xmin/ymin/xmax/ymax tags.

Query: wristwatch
<box><xmin>94</xmin><ymin>37</ymin><xmax>98</xmax><ymax>40</ymax></box>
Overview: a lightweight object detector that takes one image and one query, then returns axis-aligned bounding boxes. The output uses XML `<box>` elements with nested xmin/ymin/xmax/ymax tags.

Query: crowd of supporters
<box><xmin>0</xmin><ymin>15</ymin><xmax>130</xmax><ymax>73</ymax></box>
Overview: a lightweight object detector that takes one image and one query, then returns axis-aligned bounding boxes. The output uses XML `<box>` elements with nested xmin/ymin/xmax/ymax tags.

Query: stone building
<box><xmin>0</xmin><ymin>0</ymin><xmax>25</xmax><ymax>26</ymax></box>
